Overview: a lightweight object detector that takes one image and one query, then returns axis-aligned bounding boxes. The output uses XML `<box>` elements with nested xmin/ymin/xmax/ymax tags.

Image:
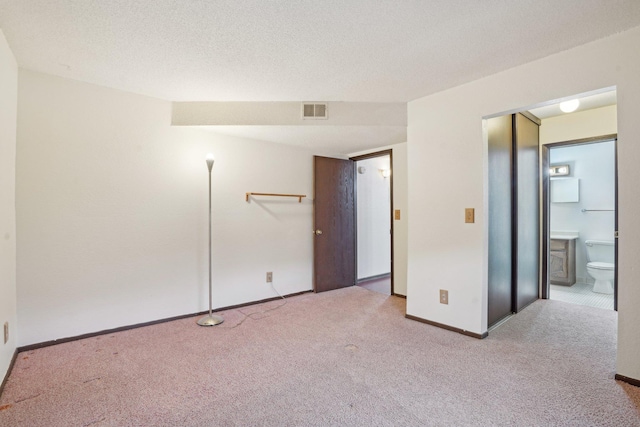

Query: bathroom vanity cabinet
<box><xmin>550</xmin><ymin>238</ymin><xmax>576</xmax><ymax>286</ymax></box>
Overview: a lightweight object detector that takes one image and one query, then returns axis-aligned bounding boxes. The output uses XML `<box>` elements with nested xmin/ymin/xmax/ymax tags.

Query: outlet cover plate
<box><xmin>266</xmin><ymin>272</ymin><xmax>273</xmax><ymax>283</ymax></box>
<box><xmin>440</xmin><ymin>289</ymin><xmax>449</xmax><ymax>305</ymax></box>
<box><xmin>465</xmin><ymin>208</ymin><xmax>475</xmax><ymax>223</ymax></box>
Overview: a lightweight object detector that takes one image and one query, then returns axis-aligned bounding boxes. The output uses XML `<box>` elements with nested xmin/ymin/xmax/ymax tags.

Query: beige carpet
<box><xmin>1</xmin><ymin>286</ymin><xmax>639</xmax><ymax>426</ymax></box>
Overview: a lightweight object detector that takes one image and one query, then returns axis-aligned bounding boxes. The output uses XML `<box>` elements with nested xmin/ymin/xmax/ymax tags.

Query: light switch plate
<box><xmin>465</xmin><ymin>208</ymin><xmax>475</xmax><ymax>223</ymax></box>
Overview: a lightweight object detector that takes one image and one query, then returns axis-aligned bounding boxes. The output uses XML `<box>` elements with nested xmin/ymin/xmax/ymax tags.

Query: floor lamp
<box><xmin>198</xmin><ymin>153</ymin><xmax>224</xmax><ymax>327</ymax></box>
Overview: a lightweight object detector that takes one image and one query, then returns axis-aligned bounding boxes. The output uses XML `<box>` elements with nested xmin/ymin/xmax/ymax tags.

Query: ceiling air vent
<box><xmin>302</xmin><ymin>103</ymin><xmax>327</xmax><ymax>120</ymax></box>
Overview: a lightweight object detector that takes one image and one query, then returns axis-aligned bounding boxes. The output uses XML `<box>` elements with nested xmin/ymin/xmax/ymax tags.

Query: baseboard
<box><xmin>393</xmin><ymin>293</ymin><xmax>407</xmax><ymax>299</ymax></box>
<box><xmin>0</xmin><ymin>349</ymin><xmax>18</xmax><ymax>399</ymax></box>
<box><xmin>357</xmin><ymin>273</ymin><xmax>391</xmax><ymax>283</ymax></box>
<box><xmin>18</xmin><ymin>290</ymin><xmax>312</xmax><ymax>353</ymax></box>
<box><xmin>406</xmin><ymin>314</ymin><xmax>488</xmax><ymax>339</ymax></box>
<box><xmin>615</xmin><ymin>373</ymin><xmax>640</xmax><ymax>388</ymax></box>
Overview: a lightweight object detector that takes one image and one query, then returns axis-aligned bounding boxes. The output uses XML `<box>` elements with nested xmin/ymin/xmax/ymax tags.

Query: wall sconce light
<box><xmin>379</xmin><ymin>169</ymin><xmax>391</xmax><ymax>178</ymax></box>
<box><xmin>550</xmin><ymin>164</ymin><xmax>570</xmax><ymax>176</ymax></box>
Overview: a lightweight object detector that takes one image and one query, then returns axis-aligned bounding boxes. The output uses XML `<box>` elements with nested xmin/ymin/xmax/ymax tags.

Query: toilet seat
<box><xmin>587</xmin><ymin>261</ymin><xmax>614</xmax><ymax>270</ymax></box>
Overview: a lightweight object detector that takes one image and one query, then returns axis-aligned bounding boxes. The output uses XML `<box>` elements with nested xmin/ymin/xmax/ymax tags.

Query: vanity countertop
<box><xmin>550</xmin><ymin>231</ymin><xmax>579</xmax><ymax>240</ymax></box>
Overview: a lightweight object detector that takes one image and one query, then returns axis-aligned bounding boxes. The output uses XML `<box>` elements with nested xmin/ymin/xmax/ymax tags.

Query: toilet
<box><xmin>585</xmin><ymin>240</ymin><xmax>615</xmax><ymax>294</ymax></box>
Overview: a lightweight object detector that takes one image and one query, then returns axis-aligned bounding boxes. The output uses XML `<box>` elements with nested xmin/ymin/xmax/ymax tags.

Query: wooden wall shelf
<box><xmin>245</xmin><ymin>192</ymin><xmax>306</xmax><ymax>203</ymax></box>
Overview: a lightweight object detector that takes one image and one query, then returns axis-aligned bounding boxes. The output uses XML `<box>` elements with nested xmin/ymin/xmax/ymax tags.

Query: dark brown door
<box><xmin>313</xmin><ymin>156</ymin><xmax>356</xmax><ymax>293</ymax></box>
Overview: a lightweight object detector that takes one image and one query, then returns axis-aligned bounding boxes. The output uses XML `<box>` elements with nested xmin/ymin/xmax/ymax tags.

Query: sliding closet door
<box><xmin>514</xmin><ymin>113</ymin><xmax>540</xmax><ymax>311</ymax></box>
<box><xmin>488</xmin><ymin>115</ymin><xmax>513</xmax><ymax>327</ymax></box>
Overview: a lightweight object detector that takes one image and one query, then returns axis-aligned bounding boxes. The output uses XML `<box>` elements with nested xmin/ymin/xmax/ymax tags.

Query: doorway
<box><xmin>351</xmin><ymin>150</ymin><xmax>393</xmax><ymax>296</ymax></box>
<box><xmin>312</xmin><ymin>152</ymin><xmax>394</xmax><ymax>295</ymax></box>
<box><xmin>541</xmin><ymin>136</ymin><xmax>618</xmax><ymax>310</ymax></box>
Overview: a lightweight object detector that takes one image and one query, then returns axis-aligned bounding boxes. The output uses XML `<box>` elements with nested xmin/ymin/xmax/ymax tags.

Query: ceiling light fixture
<box><xmin>559</xmin><ymin>99</ymin><xmax>580</xmax><ymax>113</ymax></box>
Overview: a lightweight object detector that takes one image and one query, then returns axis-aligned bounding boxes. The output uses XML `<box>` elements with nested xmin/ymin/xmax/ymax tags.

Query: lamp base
<box><xmin>197</xmin><ymin>314</ymin><xmax>224</xmax><ymax>327</ymax></box>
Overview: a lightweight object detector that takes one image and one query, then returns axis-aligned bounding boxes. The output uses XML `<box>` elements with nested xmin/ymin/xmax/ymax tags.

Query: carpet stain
<box><xmin>0</xmin><ymin>404</ymin><xmax>12</xmax><ymax>411</ymax></box>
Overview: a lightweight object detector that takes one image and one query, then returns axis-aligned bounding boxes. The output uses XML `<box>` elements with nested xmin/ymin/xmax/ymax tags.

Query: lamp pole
<box><xmin>198</xmin><ymin>153</ymin><xmax>224</xmax><ymax>326</ymax></box>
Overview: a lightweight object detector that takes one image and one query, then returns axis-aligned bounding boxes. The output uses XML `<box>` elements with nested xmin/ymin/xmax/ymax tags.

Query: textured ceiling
<box><xmin>1</xmin><ymin>0</ymin><xmax>640</xmax><ymax>103</ymax></box>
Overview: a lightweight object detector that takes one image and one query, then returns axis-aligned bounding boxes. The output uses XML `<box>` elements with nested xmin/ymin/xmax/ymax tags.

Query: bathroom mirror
<box><xmin>551</xmin><ymin>178</ymin><xmax>579</xmax><ymax>203</ymax></box>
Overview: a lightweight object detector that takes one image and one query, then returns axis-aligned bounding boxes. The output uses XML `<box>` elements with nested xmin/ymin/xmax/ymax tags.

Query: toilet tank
<box><xmin>585</xmin><ymin>240</ymin><xmax>615</xmax><ymax>263</ymax></box>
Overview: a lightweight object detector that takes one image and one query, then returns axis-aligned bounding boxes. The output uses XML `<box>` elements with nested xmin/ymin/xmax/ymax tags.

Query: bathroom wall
<box><xmin>356</xmin><ymin>155</ymin><xmax>391</xmax><ymax>280</ymax></box>
<box><xmin>550</xmin><ymin>141</ymin><xmax>616</xmax><ymax>282</ymax></box>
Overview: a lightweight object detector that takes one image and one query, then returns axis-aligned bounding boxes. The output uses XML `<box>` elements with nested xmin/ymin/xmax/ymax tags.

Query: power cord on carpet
<box><xmin>223</xmin><ymin>282</ymin><xmax>287</xmax><ymax>329</ymax></box>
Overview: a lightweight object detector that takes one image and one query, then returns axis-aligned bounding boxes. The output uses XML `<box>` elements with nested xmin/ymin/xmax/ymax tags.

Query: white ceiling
<box><xmin>0</xmin><ymin>1</ymin><xmax>638</xmax><ymax>152</ymax></box>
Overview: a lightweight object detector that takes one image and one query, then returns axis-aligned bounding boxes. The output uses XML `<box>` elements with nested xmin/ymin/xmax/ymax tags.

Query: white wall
<box><xmin>16</xmin><ymin>70</ymin><xmax>315</xmax><ymax>346</ymax></box>
<box><xmin>540</xmin><ymin>104</ymin><xmax>617</xmax><ymax>145</ymax></box>
<box><xmin>407</xmin><ymin>26</ymin><xmax>640</xmax><ymax>381</ymax></box>
<box><xmin>356</xmin><ymin>156</ymin><xmax>391</xmax><ymax>279</ymax></box>
<box><xmin>350</xmin><ymin>143</ymin><xmax>408</xmax><ymax>296</ymax></box>
<box><xmin>0</xmin><ymin>31</ymin><xmax>18</xmax><ymax>382</ymax></box>
<box><xmin>550</xmin><ymin>141</ymin><xmax>616</xmax><ymax>282</ymax></box>
<box><xmin>173</xmin><ymin>101</ymin><xmax>407</xmax><ymax>127</ymax></box>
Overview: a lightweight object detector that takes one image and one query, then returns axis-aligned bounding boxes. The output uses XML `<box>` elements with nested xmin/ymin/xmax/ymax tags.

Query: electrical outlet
<box><xmin>465</xmin><ymin>208</ymin><xmax>475</xmax><ymax>223</ymax></box>
<box><xmin>266</xmin><ymin>272</ymin><xmax>273</xmax><ymax>283</ymax></box>
<box><xmin>3</xmin><ymin>322</ymin><xmax>8</xmax><ymax>344</ymax></box>
<box><xmin>440</xmin><ymin>289</ymin><xmax>449</xmax><ymax>305</ymax></box>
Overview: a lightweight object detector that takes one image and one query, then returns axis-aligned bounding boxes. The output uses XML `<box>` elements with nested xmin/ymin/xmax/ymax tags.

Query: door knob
<box><xmin>314</xmin><ymin>229</ymin><xmax>323</xmax><ymax>235</ymax></box>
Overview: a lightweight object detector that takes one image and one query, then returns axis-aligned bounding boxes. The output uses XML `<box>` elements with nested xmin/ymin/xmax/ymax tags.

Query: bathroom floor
<box><xmin>550</xmin><ymin>281</ymin><xmax>614</xmax><ymax>310</ymax></box>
